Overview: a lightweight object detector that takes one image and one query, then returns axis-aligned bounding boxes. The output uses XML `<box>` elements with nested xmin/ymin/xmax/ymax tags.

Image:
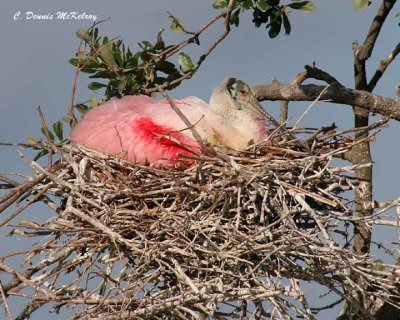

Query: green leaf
<box><xmin>153</xmin><ymin>39</ymin><xmax>166</xmax><ymax>51</ymax></box>
<box><xmin>41</xmin><ymin>127</ymin><xmax>55</xmax><ymax>141</ymax></box>
<box><xmin>139</xmin><ymin>40</ymin><xmax>152</xmax><ymax>50</ymax></box>
<box><xmin>89</xmin><ymin>97</ymin><xmax>102</xmax><ymax>107</ymax></box>
<box><xmin>98</xmin><ymin>42</ymin><xmax>118</xmax><ymax>71</ymax></box>
<box><xmin>170</xmin><ymin>18</ymin><xmax>185</xmax><ymax>33</ymax></box>
<box><xmin>282</xmin><ymin>13</ymin><xmax>291</xmax><ymax>35</ymax></box>
<box><xmin>112</xmin><ymin>44</ymin><xmax>124</xmax><ymax>67</ymax></box>
<box><xmin>268</xmin><ymin>15</ymin><xmax>282</xmax><ymax>38</ymax></box>
<box><xmin>69</xmin><ymin>58</ymin><xmax>79</xmax><ymax>67</ymax></box>
<box><xmin>76</xmin><ymin>29</ymin><xmax>91</xmax><ymax>42</ymax></box>
<box><xmin>89</xmin><ymin>70</ymin><xmax>117</xmax><ymax>79</ymax></box>
<box><xmin>53</xmin><ymin>121</ymin><xmax>63</xmax><ymax>140</ymax></box>
<box><xmin>178</xmin><ymin>53</ymin><xmax>194</xmax><ymax>73</ymax></box>
<box><xmin>157</xmin><ymin>60</ymin><xmax>179</xmax><ymax>75</ymax></box>
<box><xmin>93</xmin><ymin>27</ymin><xmax>98</xmax><ymax>40</ymax></box>
<box><xmin>157</xmin><ymin>28</ymin><xmax>165</xmax><ymax>43</ymax></box>
<box><xmin>371</xmin><ymin>259</ymin><xmax>385</xmax><ymax>272</ymax></box>
<box><xmin>256</xmin><ymin>0</ymin><xmax>271</xmax><ymax>12</ymax></box>
<box><xmin>125</xmin><ymin>75</ymin><xmax>139</xmax><ymax>95</ymax></box>
<box><xmin>353</xmin><ymin>0</ymin><xmax>371</xmax><ymax>10</ymax></box>
<box><xmin>76</xmin><ymin>103</ymin><xmax>90</xmax><ymax>114</ymax></box>
<box><xmin>212</xmin><ymin>0</ymin><xmax>228</xmax><ymax>9</ymax></box>
<box><xmin>62</xmin><ymin>117</ymin><xmax>74</xmax><ymax>129</ymax></box>
<box><xmin>240</xmin><ymin>0</ymin><xmax>253</xmax><ymax>10</ymax></box>
<box><xmin>230</xmin><ymin>10</ymin><xmax>240</xmax><ymax>27</ymax></box>
<box><xmin>33</xmin><ymin>149</ymin><xmax>49</xmax><ymax>162</ymax></box>
<box><xmin>88</xmin><ymin>82</ymin><xmax>107</xmax><ymax>90</ymax></box>
<box><xmin>287</xmin><ymin>1</ymin><xmax>315</xmax><ymax>12</ymax></box>
<box><xmin>27</xmin><ymin>137</ymin><xmax>38</xmax><ymax>145</ymax></box>
<box><xmin>117</xmin><ymin>81</ymin><xmax>126</xmax><ymax>95</ymax></box>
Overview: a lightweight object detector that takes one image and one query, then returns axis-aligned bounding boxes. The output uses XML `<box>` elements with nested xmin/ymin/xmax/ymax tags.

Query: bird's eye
<box><xmin>240</xmin><ymin>89</ymin><xmax>248</xmax><ymax>96</ymax></box>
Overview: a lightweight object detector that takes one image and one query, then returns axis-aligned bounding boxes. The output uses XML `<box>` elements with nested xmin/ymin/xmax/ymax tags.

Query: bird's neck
<box><xmin>215</xmin><ymin>109</ymin><xmax>270</xmax><ymax>149</ymax></box>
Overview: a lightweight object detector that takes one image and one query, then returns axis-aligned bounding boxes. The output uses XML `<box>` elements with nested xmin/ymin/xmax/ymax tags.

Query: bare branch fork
<box><xmin>252</xmin><ymin>65</ymin><xmax>400</xmax><ymax>122</ymax></box>
<box><xmin>146</xmin><ymin>0</ymin><xmax>236</xmax><ymax>94</ymax></box>
<box><xmin>277</xmin><ymin>63</ymin><xmax>341</xmax><ymax>127</ymax></box>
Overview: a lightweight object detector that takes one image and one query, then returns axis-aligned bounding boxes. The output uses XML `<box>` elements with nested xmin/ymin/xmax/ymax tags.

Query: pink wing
<box><xmin>70</xmin><ymin>95</ymin><xmax>211</xmax><ymax>167</ymax></box>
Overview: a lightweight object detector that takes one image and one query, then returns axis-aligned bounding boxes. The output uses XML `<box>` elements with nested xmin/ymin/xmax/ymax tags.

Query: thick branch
<box><xmin>348</xmin><ymin>2</ymin><xmax>397</xmax><ymax>317</ymax></box>
<box><xmin>294</xmin><ymin>64</ymin><xmax>344</xmax><ymax>87</ymax></box>
<box><xmin>252</xmin><ymin>81</ymin><xmax>400</xmax><ymax>121</ymax></box>
<box><xmin>354</xmin><ymin>0</ymin><xmax>396</xmax><ymax>90</ymax></box>
<box><xmin>278</xmin><ymin>64</ymin><xmax>343</xmax><ymax>132</ymax></box>
<box><xmin>357</xmin><ymin>0</ymin><xmax>396</xmax><ymax>62</ymax></box>
<box><xmin>369</xmin><ymin>42</ymin><xmax>400</xmax><ymax>91</ymax></box>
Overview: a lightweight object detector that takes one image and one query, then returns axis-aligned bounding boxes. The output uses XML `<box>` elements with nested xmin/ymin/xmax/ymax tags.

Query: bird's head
<box><xmin>209</xmin><ymin>78</ymin><xmax>269</xmax><ymax>121</ymax></box>
<box><xmin>208</xmin><ymin>78</ymin><xmax>273</xmax><ymax>150</ymax></box>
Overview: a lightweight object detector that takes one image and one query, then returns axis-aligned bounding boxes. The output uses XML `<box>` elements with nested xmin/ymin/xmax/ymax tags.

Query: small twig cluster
<box><xmin>0</xmin><ymin>122</ymin><xmax>399</xmax><ymax>320</ymax></box>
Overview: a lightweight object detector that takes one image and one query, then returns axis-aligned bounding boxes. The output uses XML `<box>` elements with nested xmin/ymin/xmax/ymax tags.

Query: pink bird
<box><xmin>71</xmin><ymin>78</ymin><xmax>272</xmax><ymax>168</ymax></box>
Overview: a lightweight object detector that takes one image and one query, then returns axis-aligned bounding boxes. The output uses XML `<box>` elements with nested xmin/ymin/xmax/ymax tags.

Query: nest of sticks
<box><xmin>1</xmin><ymin>120</ymin><xmax>399</xmax><ymax>320</ymax></box>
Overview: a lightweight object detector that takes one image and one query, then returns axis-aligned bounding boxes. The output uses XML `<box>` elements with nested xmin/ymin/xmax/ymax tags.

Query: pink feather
<box><xmin>71</xmin><ymin>95</ymin><xmax>220</xmax><ymax>167</ymax></box>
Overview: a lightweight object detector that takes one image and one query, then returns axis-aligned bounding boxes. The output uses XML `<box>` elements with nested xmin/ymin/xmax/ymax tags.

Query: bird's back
<box><xmin>70</xmin><ymin>95</ymin><xmax>214</xmax><ymax>167</ymax></box>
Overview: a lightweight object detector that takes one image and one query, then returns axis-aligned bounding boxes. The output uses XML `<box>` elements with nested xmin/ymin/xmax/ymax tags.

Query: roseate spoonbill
<box><xmin>70</xmin><ymin>78</ymin><xmax>272</xmax><ymax>167</ymax></box>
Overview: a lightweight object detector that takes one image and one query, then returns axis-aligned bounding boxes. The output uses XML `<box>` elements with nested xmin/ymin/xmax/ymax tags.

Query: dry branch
<box><xmin>1</xmin><ymin>121</ymin><xmax>399</xmax><ymax>319</ymax></box>
<box><xmin>252</xmin><ymin>80</ymin><xmax>400</xmax><ymax>121</ymax></box>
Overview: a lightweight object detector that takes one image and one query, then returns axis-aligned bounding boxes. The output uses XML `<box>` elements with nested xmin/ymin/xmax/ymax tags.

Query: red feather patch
<box><xmin>131</xmin><ymin>117</ymin><xmax>201</xmax><ymax>164</ymax></box>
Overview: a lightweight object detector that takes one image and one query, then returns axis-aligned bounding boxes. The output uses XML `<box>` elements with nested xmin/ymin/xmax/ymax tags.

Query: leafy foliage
<box><xmin>212</xmin><ymin>0</ymin><xmax>315</xmax><ymax>38</ymax></box>
<box><xmin>67</xmin><ymin>0</ymin><xmax>317</xmax><ymax>106</ymax></box>
<box><xmin>353</xmin><ymin>0</ymin><xmax>372</xmax><ymax>11</ymax></box>
<box><xmin>70</xmin><ymin>28</ymin><xmax>184</xmax><ymax>100</ymax></box>
<box><xmin>178</xmin><ymin>52</ymin><xmax>194</xmax><ymax>73</ymax></box>
<box><xmin>170</xmin><ymin>17</ymin><xmax>185</xmax><ymax>33</ymax></box>
<box><xmin>27</xmin><ymin>120</ymin><xmax>69</xmax><ymax>161</ymax></box>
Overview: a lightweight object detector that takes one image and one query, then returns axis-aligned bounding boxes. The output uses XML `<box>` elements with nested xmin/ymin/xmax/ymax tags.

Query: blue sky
<box><xmin>1</xmin><ymin>1</ymin><xmax>400</xmax><ymax>319</ymax></box>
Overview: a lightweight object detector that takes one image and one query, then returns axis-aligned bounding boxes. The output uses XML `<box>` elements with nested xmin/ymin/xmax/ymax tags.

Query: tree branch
<box><xmin>348</xmin><ymin>2</ymin><xmax>397</xmax><ymax>317</ymax></box>
<box><xmin>369</xmin><ymin>42</ymin><xmax>400</xmax><ymax>91</ymax></box>
<box><xmin>145</xmin><ymin>0</ymin><xmax>235</xmax><ymax>94</ymax></box>
<box><xmin>294</xmin><ymin>64</ymin><xmax>344</xmax><ymax>87</ymax></box>
<box><xmin>358</xmin><ymin>0</ymin><xmax>396</xmax><ymax>62</ymax></box>
<box><xmin>354</xmin><ymin>0</ymin><xmax>396</xmax><ymax>90</ymax></box>
<box><xmin>278</xmin><ymin>64</ymin><xmax>344</xmax><ymax>126</ymax></box>
<box><xmin>252</xmin><ymin>81</ymin><xmax>400</xmax><ymax>121</ymax></box>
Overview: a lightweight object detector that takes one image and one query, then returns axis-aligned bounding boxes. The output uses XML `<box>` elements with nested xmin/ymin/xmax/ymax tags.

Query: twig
<box><xmin>0</xmin><ymin>280</ymin><xmax>13</xmax><ymax>320</ymax></box>
<box><xmin>155</xmin><ymin>85</ymin><xmax>205</xmax><ymax>149</ymax></box>
<box><xmin>145</xmin><ymin>0</ymin><xmax>235</xmax><ymax>94</ymax></box>
<box><xmin>0</xmin><ymin>161</ymin><xmax>66</xmax><ymax>215</ymax></box>
<box><xmin>69</xmin><ymin>18</ymin><xmax>110</xmax><ymax>124</ymax></box>
<box><xmin>0</xmin><ymin>183</ymin><xmax>52</xmax><ymax>227</ymax></box>
<box><xmin>369</xmin><ymin>42</ymin><xmax>400</xmax><ymax>91</ymax></box>
<box><xmin>279</xmin><ymin>63</ymin><xmax>343</xmax><ymax>130</ymax></box>
<box><xmin>293</xmin><ymin>85</ymin><xmax>330</xmax><ymax>129</ymax></box>
<box><xmin>37</xmin><ymin>106</ymin><xmax>54</xmax><ymax>167</ymax></box>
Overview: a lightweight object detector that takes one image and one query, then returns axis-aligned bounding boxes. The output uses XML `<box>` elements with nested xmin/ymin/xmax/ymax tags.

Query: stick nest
<box><xmin>2</xmin><ymin>126</ymin><xmax>399</xmax><ymax>319</ymax></box>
